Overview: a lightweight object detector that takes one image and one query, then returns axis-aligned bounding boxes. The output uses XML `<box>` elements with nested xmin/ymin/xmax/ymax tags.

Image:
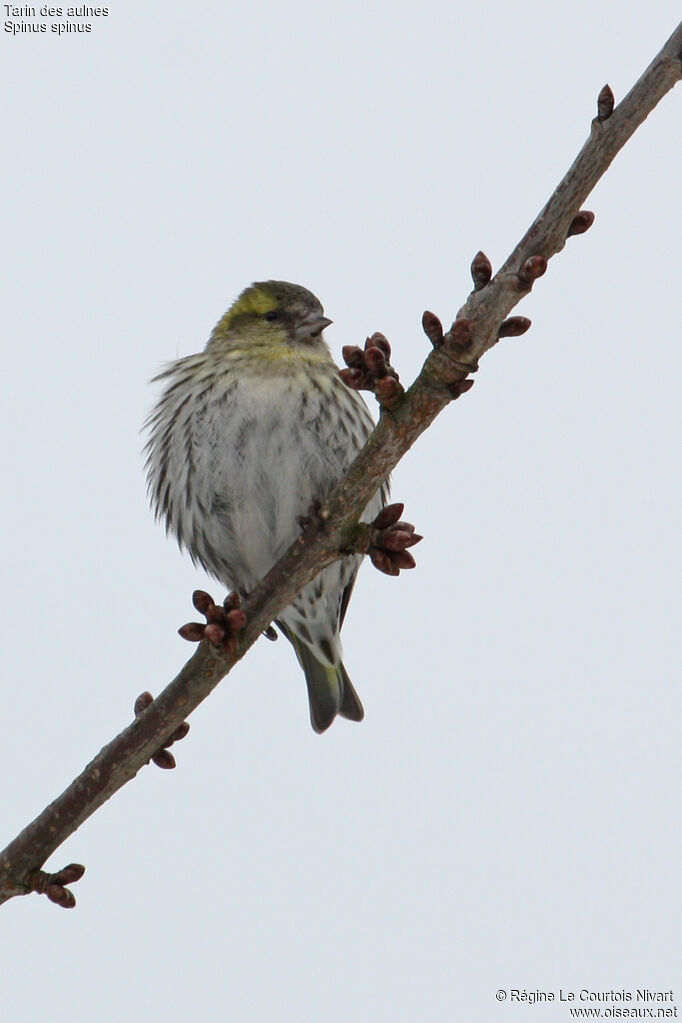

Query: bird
<box><xmin>144</xmin><ymin>280</ymin><xmax>386</xmax><ymax>732</ymax></box>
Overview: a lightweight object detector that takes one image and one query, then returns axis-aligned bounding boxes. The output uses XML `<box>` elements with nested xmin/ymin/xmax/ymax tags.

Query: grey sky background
<box><xmin>2</xmin><ymin>3</ymin><xmax>680</xmax><ymax>1021</ymax></box>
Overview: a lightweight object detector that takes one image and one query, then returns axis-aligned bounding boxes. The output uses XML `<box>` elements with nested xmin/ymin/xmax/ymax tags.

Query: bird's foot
<box><xmin>297</xmin><ymin>499</ymin><xmax>329</xmax><ymax>534</ymax></box>
<box><xmin>339</xmin><ymin>333</ymin><xmax>405</xmax><ymax>411</ymax></box>
<box><xmin>133</xmin><ymin>691</ymin><xmax>190</xmax><ymax>770</ymax></box>
<box><xmin>178</xmin><ymin>589</ymin><xmax>247</xmax><ymax>656</ymax></box>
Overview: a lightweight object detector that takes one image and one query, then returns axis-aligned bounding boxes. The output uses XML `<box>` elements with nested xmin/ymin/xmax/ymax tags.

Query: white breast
<box><xmin>170</xmin><ymin>368</ymin><xmax>376</xmax><ymax>592</ymax></box>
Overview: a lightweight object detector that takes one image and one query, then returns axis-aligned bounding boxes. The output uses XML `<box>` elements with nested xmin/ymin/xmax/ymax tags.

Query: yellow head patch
<box><xmin>210</xmin><ymin>280</ymin><xmax>325</xmax><ymax>345</ymax></box>
<box><xmin>214</xmin><ymin>284</ymin><xmax>279</xmax><ymax>335</ymax></box>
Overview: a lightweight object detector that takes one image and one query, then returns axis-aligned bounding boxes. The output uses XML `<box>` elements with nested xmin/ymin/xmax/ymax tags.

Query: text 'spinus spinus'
<box><xmin>145</xmin><ymin>281</ymin><xmax>386</xmax><ymax>732</ymax></box>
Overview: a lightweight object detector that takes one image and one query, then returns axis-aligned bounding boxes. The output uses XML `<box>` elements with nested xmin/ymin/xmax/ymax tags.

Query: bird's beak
<box><xmin>294</xmin><ymin>313</ymin><xmax>333</xmax><ymax>342</ymax></box>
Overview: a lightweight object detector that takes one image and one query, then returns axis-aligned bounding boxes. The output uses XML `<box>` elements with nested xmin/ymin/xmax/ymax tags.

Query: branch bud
<box><xmin>341</xmin><ymin>345</ymin><xmax>365</xmax><ymax>368</ymax></box>
<box><xmin>53</xmin><ymin>864</ymin><xmax>86</xmax><ymax>885</ymax></box>
<box><xmin>373</xmin><ymin>503</ymin><xmax>404</xmax><ymax>529</ymax></box>
<box><xmin>170</xmin><ymin>722</ymin><xmax>191</xmax><ymax>743</ymax></box>
<box><xmin>447</xmin><ymin>378</ymin><xmax>475</xmax><ymax>399</ymax></box>
<box><xmin>390</xmin><ymin>550</ymin><xmax>416</xmax><ymax>570</ymax></box>
<box><xmin>597</xmin><ymin>84</ymin><xmax>615</xmax><ymax>121</ymax></box>
<box><xmin>192</xmin><ymin>590</ymin><xmax>213</xmax><ymax>615</ymax></box>
<box><xmin>203</xmin><ymin>624</ymin><xmax>226</xmax><ymax>644</ymax></box>
<box><xmin>363</xmin><ymin>346</ymin><xmax>388</xmax><ymax>377</ymax></box>
<box><xmin>375</xmin><ymin>376</ymin><xmax>404</xmax><ymax>409</ymax></box>
<box><xmin>471</xmin><ymin>250</ymin><xmax>493</xmax><ymax>290</ymax></box>
<box><xmin>449</xmin><ymin>318</ymin><xmax>472</xmax><ymax>348</ymax></box>
<box><xmin>370</xmin><ymin>549</ymin><xmax>400</xmax><ymax>576</ymax></box>
<box><xmin>134</xmin><ymin>691</ymin><xmax>154</xmax><ymax>716</ymax></box>
<box><xmin>226</xmin><ymin>608</ymin><xmax>247</xmax><ymax>631</ymax></box>
<box><xmin>178</xmin><ymin>622</ymin><xmax>206</xmax><ymax>642</ymax></box>
<box><xmin>366</xmin><ymin>332</ymin><xmax>391</xmax><ymax>359</ymax></box>
<box><xmin>422</xmin><ymin>311</ymin><xmax>444</xmax><ymax>347</ymax></box>
<box><xmin>517</xmin><ymin>255</ymin><xmax>547</xmax><ymax>290</ymax></box>
<box><xmin>339</xmin><ymin>367</ymin><xmax>370</xmax><ymax>390</ymax></box>
<box><xmin>498</xmin><ymin>316</ymin><xmax>531</xmax><ymax>338</ymax></box>
<box><xmin>46</xmin><ymin>884</ymin><xmax>76</xmax><ymax>908</ymax></box>
<box><xmin>382</xmin><ymin>530</ymin><xmax>415</xmax><ymax>552</ymax></box>
<box><xmin>567</xmin><ymin>210</ymin><xmax>595</xmax><ymax>237</ymax></box>
<box><xmin>152</xmin><ymin>749</ymin><xmax>176</xmax><ymax>770</ymax></box>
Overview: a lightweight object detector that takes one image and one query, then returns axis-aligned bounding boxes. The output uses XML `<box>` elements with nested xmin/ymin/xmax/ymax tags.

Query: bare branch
<box><xmin>1</xmin><ymin>21</ymin><xmax>680</xmax><ymax>907</ymax></box>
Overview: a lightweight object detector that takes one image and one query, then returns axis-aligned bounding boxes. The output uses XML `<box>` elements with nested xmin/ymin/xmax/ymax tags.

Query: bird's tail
<box><xmin>277</xmin><ymin>623</ymin><xmax>364</xmax><ymax>733</ymax></box>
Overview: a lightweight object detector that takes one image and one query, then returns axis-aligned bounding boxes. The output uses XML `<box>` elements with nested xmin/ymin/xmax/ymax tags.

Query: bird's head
<box><xmin>210</xmin><ymin>281</ymin><xmax>332</xmax><ymax>351</ymax></box>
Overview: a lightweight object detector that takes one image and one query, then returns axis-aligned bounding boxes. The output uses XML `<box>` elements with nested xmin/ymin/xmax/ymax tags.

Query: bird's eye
<box><xmin>265</xmin><ymin>310</ymin><xmax>279</xmax><ymax>322</ymax></box>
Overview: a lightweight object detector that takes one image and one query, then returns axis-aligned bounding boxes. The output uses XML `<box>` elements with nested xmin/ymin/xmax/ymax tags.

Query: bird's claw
<box><xmin>297</xmin><ymin>499</ymin><xmax>329</xmax><ymax>534</ymax></box>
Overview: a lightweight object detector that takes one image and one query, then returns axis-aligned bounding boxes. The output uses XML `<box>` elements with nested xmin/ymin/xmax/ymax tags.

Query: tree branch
<box><xmin>2</xmin><ymin>21</ymin><xmax>680</xmax><ymax>908</ymax></box>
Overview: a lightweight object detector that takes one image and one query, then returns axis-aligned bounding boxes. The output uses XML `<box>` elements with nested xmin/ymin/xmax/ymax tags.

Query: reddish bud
<box><xmin>498</xmin><ymin>316</ymin><xmax>531</xmax><ymax>338</ymax></box>
<box><xmin>364</xmin><ymin>346</ymin><xmax>388</xmax><ymax>377</ymax></box>
<box><xmin>375</xmin><ymin>376</ymin><xmax>403</xmax><ymax>406</ymax></box>
<box><xmin>178</xmin><ymin>622</ymin><xmax>206</xmax><ymax>642</ymax></box>
<box><xmin>422</xmin><ymin>311</ymin><xmax>444</xmax><ymax>347</ymax></box>
<box><xmin>382</xmin><ymin>530</ymin><xmax>414</xmax><ymax>552</ymax></box>
<box><xmin>390</xmin><ymin>550</ymin><xmax>416</xmax><ymax>570</ymax></box>
<box><xmin>223</xmin><ymin>592</ymin><xmax>241</xmax><ymax>610</ymax></box>
<box><xmin>449</xmin><ymin>318</ymin><xmax>472</xmax><ymax>347</ymax></box>
<box><xmin>370</xmin><ymin>549</ymin><xmax>400</xmax><ymax>576</ymax></box>
<box><xmin>339</xmin><ymin>367</ymin><xmax>369</xmax><ymax>390</ymax></box>
<box><xmin>448</xmin><ymin>378</ymin><xmax>475</xmax><ymax>399</ymax></box>
<box><xmin>597</xmin><ymin>84</ymin><xmax>614</xmax><ymax>121</ymax></box>
<box><xmin>567</xmin><ymin>210</ymin><xmax>595</xmax><ymax>237</ymax></box>
<box><xmin>366</xmin><ymin>332</ymin><xmax>391</xmax><ymax>359</ymax></box>
<box><xmin>373</xmin><ymin>503</ymin><xmax>404</xmax><ymax>529</ymax></box>
<box><xmin>134</xmin><ymin>691</ymin><xmax>154</xmax><ymax>716</ymax></box>
<box><xmin>471</xmin><ymin>250</ymin><xmax>493</xmax><ymax>289</ymax></box>
<box><xmin>205</xmin><ymin>605</ymin><xmax>227</xmax><ymax>625</ymax></box>
<box><xmin>172</xmin><ymin>722</ymin><xmax>191</xmax><ymax>742</ymax></box>
<box><xmin>518</xmin><ymin>255</ymin><xmax>547</xmax><ymax>289</ymax></box>
<box><xmin>342</xmin><ymin>345</ymin><xmax>365</xmax><ymax>368</ymax></box>
<box><xmin>54</xmin><ymin>864</ymin><xmax>86</xmax><ymax>885</ymax></box>
<box><xmin>46</xmin><ymin>884</ymin><xmax>76</xmax><ymax>909</ymax></box>
<box><xmin>27</xmin><ymin>865</ymin><xmax>84</xmax><ymax>908</ymax></box>
<box><xmin>203</xmin><ymin>624</ymin><xmax>225</xmax><ymax>644</ymax></box>
<box><xmin>162</xmin><ymin>722</ymin><xmax>190</xmax><ymax>748</ymax></box>
<box><xmin>152</xmin><ymin>749</ymin><xmax>176</xmax><ymax>770</ymax></box>
<box><xmin>226</xmin><ymin>608</ymin><xmax>246</xmax><ymax>631</ymax></box>
<box><xmin>192</xmin><ymin>590</ymin><xmax>213</xmax><ymax>615</ymax></box>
